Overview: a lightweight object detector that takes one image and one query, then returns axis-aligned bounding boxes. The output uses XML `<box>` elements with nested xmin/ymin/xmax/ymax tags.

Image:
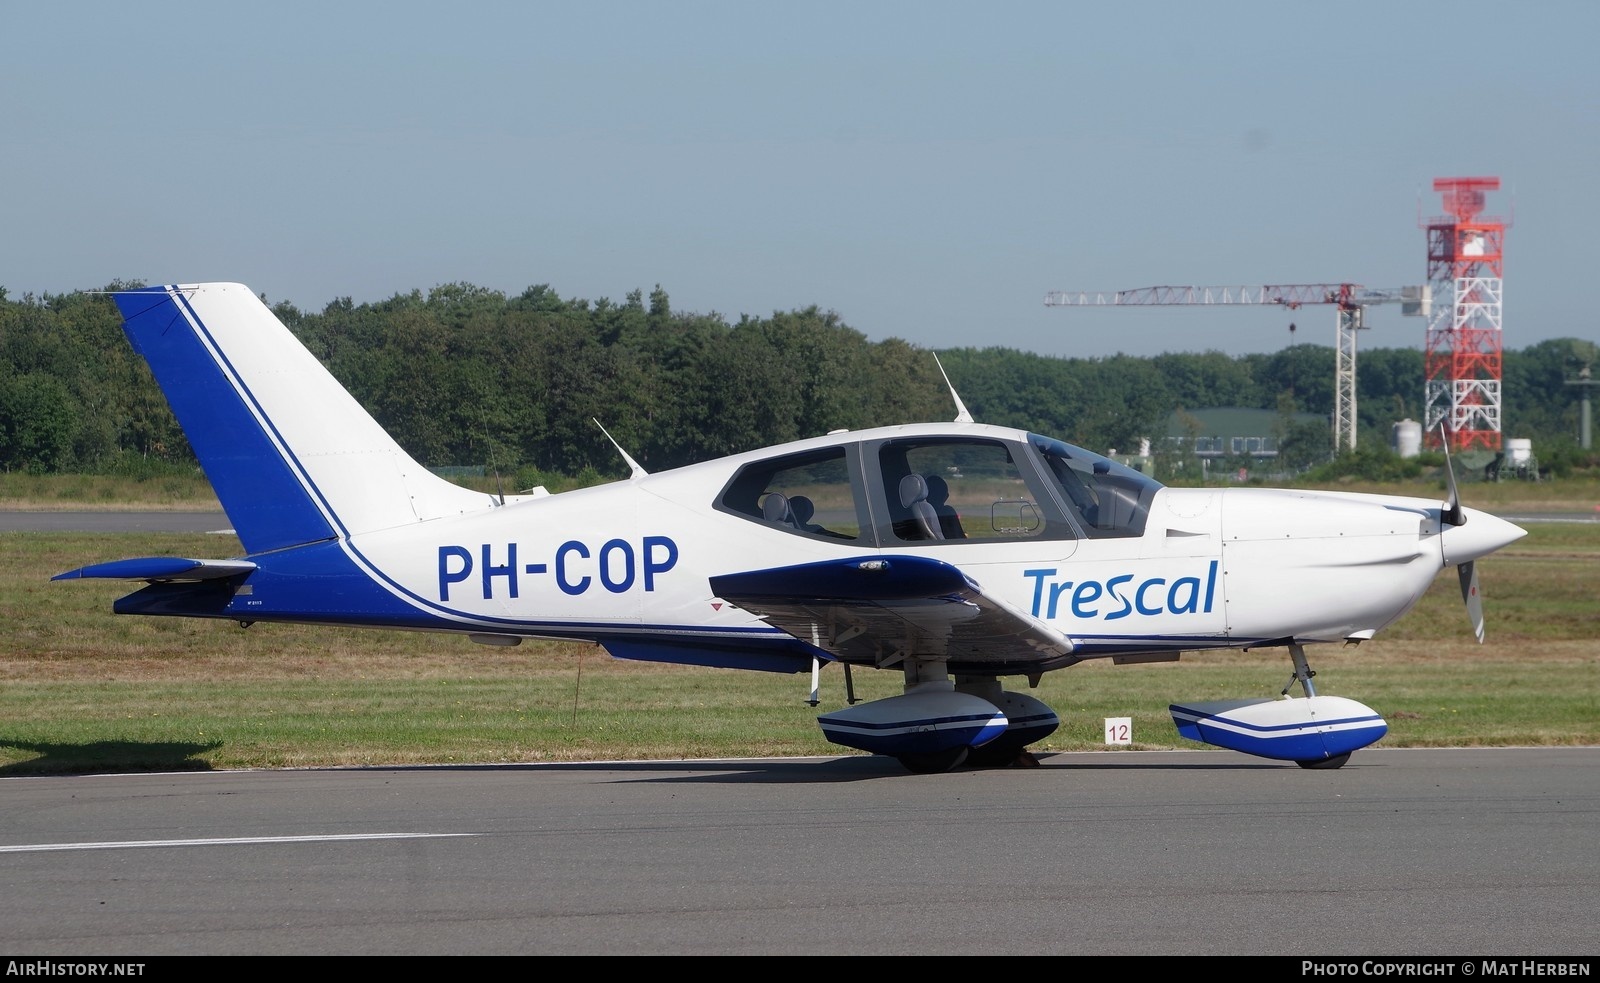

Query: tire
<box><xmin>1296</xmin><ymin>752</ymin><xmax>1352</xmax><ymax>770</ymax></box>
<box><xmin>964</xmin><ymin>741</ymin><xmax>1028</xmax><ymax>768</ymax></box>
<box><xmin>895</xmin><ymin>747</ymin><xmax>970</xmax><ymax>774</ymax></box>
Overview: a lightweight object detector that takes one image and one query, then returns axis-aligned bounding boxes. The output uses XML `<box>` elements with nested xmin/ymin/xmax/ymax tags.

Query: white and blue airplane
<box><xmin>55</xmin><ymin>283</ymin><xmax>1528</xmax><ymax>773</ymax></box>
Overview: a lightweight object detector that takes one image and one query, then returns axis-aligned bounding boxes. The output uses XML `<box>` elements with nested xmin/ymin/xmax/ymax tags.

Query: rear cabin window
<box><xmin>716</xmin><ymin>447</ymin><xmax>863</xmax><ymax>542</ymax></box>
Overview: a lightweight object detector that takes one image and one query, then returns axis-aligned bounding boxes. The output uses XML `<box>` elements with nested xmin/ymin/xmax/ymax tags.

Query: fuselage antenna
<box><xmin>933</xmin><ymin>353</ymin><xmax>974</xmax><ymax>424</ymax></box>
<box><xmin>594</xmin><ymin>419</ymin><xmax>648</xmax><ymax>479</ymax></box>
<box><xmin>481</xmin><ymin>411</ymin><xmax>506</xmax><ymax>505</ymax></box>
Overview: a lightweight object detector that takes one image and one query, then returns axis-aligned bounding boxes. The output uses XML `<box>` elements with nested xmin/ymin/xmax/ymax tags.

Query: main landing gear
<box><xmin>815</xmin><ymin>658</ymin><xmax>1060</xmax><ymax>774</ymax></box>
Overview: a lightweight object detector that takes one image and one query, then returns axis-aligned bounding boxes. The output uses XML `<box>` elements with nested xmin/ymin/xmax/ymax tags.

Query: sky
<box><xmin>5</xmin><ymin>0</ymin><xmax>1597</xmax><ymax>360</ymax></box>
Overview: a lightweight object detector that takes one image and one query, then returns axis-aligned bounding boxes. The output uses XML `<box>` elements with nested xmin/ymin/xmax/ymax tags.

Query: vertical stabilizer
<box><xmin>114</xmin><ymin>283</ymin><xmax>498</xmax><ymax>554</ymax></box>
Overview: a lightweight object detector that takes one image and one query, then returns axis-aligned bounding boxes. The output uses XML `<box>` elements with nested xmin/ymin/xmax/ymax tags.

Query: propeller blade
<box><xmin>1439</xmin><ymin>423</ymin><xmax>1465</xmax><ymax>527</ymax></box>
<box><xmin>1459</xmin><ymin>560</ymin><xmax>1485</xmax><ymax>643</ymax></box>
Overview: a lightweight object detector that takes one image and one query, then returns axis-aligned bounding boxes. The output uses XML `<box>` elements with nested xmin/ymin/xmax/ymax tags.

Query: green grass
<box><xmin>0</xmin><ymin>472</ymin><xmax>221</xmax><ymax>510</ymax></box>
<box><xmin>1</xmin><ymin>486</ymin><xmax>1597</xmax><ymax>775</ymax></box>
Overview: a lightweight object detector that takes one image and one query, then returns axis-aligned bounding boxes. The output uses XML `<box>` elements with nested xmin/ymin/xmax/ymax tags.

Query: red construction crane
<box><xmin>1044</xmin><ymin>283</ymin><xmax>1430</xmax><ymax>454</ymax></box>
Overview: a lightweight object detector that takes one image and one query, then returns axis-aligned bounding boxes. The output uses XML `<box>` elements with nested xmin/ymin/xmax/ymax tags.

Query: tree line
<box><xmin>1</xmin><ymin>281</ymin><xmax>1594</xmax><ymax>483</ymax></box>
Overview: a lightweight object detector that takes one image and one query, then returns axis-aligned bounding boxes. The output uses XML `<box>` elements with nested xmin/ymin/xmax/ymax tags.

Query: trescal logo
<box><xmin>1023</xmin><ymin>561</ymin><xmax>1219</xmax><ymax>621</ymax></box>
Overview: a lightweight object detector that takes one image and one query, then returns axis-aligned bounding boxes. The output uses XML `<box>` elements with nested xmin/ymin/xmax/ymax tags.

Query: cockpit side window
<box><xmin>715</xmin><ymin>447</ymin><xmax>864</xmax><ymax>542</ymax></box>
<box><xmin>874</xmin><ymin>438</ymin><xmax>1077</xmax><ymax>544</ymax></box>
<box><xmin>1030</xmin><ymin>434</ymin><xmax>1161</xmax><ymax>539</ymax></box>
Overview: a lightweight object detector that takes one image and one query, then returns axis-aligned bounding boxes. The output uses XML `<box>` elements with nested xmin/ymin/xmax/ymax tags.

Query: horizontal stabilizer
<box><xmin>52</xmin><ymin>557</ymin><xmax>258</xmax><ymax>582</ymax></box>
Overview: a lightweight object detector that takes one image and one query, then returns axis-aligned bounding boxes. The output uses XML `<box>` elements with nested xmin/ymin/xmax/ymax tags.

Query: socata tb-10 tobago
<box><xmin>56</xmin><ymin>283</ymin><xmax>1527</xmax><ymax>773</ymax></box>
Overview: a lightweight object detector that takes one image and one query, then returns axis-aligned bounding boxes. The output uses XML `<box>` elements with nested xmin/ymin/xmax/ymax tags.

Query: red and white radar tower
<box><xmin>1423</xmin><ymin>177</ymin><xmax>1508</xmax><ymax>452</ymax></box>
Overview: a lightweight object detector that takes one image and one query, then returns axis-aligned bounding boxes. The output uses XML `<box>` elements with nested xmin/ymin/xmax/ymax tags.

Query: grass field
<box><xmin>1</xmin><ymin>474</ymin><xmax>1596</xmax><ymax>775</ymax></box>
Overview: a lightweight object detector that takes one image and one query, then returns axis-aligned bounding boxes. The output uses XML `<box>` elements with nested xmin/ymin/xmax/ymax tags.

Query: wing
<box><xmin>709</xmin><ymin>555</ymin><xmax>1079</xmax><ymax>675</ymax></box>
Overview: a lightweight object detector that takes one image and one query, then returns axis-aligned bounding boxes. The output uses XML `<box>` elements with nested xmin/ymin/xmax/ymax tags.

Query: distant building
<box><xmin>1164</xmin><ymin>407</ymin><xmax>1326</xmax><ymax>478</ymax></box>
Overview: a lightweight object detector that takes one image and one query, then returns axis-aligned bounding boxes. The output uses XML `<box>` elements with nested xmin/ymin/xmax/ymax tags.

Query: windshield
<box><xmin>1029</xmin><ymin>434</ymin><xmax>1162</xmax><ymax>539</ymax></box>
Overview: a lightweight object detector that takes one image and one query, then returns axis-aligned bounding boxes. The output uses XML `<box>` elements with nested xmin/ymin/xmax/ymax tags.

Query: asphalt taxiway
<box><xmin>0</xmin><ymin>748</ymin><xmax>1594</xmax><ymax>955</ymax></box>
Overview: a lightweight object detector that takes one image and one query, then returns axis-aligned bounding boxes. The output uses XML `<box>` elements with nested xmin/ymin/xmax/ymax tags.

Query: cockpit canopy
<box><xmin>716</xmin><ymin>430</ymin><xmax>1161</xmax><ymax>545</ymax></box>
